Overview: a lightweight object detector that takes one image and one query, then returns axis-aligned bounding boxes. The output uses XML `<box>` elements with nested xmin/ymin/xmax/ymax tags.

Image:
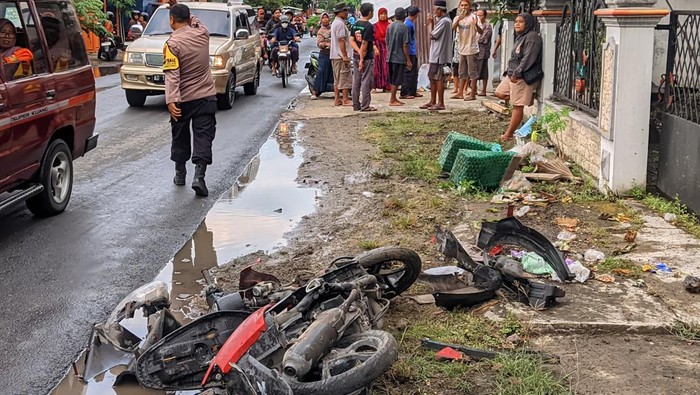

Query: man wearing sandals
<box><xmin>420</xmin><ymin>0</ymin><xmax>452</xmax><ymax>111</ymax></box>
<box><xmin>452</xmin><ymin>0</ymin><xmax>482</xmax><ymax>101</ymax></box>
<box><xmin>350</xmin><ymin>3</ymin><xmax>376</xmax><ymax>112</ymax></box>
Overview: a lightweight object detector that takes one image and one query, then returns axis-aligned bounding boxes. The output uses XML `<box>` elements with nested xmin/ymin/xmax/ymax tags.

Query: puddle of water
<box><xmin>52</xmin><ymin>122</ymin><xmax>318</xmax><ymax>395</ymax></box>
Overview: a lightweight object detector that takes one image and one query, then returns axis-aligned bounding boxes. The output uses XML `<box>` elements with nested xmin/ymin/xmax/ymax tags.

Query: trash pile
<box><xmin>438</xmin><ymin>130</ymin><xmax>581</xmax><ymax>193</ymax></box>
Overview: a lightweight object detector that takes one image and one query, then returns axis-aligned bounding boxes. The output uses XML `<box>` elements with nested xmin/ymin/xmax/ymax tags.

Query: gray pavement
<box><xmin>0</xmin><ymin>38</ymin><xmax>314</xmax><ymax>395</ymax></box>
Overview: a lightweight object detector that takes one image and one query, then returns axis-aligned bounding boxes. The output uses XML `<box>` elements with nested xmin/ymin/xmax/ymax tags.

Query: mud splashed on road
<box><xmin>52</xmin><ymin>122</ymin><xmax>318</xmax><ymax>395</ymax></box>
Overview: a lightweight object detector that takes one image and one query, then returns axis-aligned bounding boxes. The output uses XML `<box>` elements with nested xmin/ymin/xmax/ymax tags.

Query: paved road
<box><xmin>0</xmin><ymin>38</ymin><xmax>314</xmax><ymax>394</ymax></box>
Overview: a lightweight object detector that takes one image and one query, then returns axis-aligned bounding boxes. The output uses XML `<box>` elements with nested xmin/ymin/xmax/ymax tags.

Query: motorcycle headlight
<box><xmin>209</xmin><ymin>55</ymin><xmax>225</xmax><ymax>69</ymax></box>
<box><xmin>125</xmin><ymin>52</ymin><xmax>144</xmax><ymax>65</ymax></box>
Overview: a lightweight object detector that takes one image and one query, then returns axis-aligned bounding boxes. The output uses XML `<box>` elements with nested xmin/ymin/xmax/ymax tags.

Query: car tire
<box><xmin>244</xmin><ymin>66</ymin><xmax>259</xmax><ymax>96</ymax></box>
<box><xmin>217</xmin><ymin>72</ymin><xmax>236</xmax><ymax>110</ymax></box>
<box><xmin>125</xmin><ymin>90</ymin><xmax>147</xmax><ymax>107</ymax></box>
<box><xmin>26</xmin><ymin>139</ymin><xmax>73</xmax><ymax>217</ymax></box>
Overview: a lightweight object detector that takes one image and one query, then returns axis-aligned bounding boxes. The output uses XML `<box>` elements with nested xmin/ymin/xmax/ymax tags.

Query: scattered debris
<box><xmin>624</xmin><ymin>229</ymin><xmax>638</xmax><ymax>243</ymax></box>
<box><xmin>556</xmin><ymin>217</ymin><xmax>580</xmax><ymax>231</ymax></box>
<box><xmin>521</xmin><ymin>252</ymin><xmax>555</xmax><ymax>275</ymax></box>
<box><xmin>664</xmin><ymin>213</ymin><xmax>677</xmax><ymax>222</ymax></box>
<box><xmin>683</xmin><ymin>276</ymin><xmax>700</xmax><ymax>293</ymax></box>
<box><xmin>273</xmin><ymin>208</ymin><xmax>283</xmax><ymax>213</ymax></box>
<box><xmin>408</xmin><ymin>294</ymin><xmax>436</xmax><ymax>305</ymax></box>
<box><xmin>514</xmin><ymin>205</ymin><xmax>531</xmax><ymax>217</ymax></box>
<box><xmin>435</xmin><ymin>347</ymin><xmax>467</xmax><ymax>361</ymax></box>
<box><xmin>584</xmin><ymin>249</ymin><xmax>606</xmax><ymax>263</ymax></box>
<box><xmin>633</xmin><ymin>279</ymin><xmax>646</xmax><ymax>288</ymax></box>
<box><xmin>595</xmin><ymin>274</ymin><xmax>616</xmax><ymax>283</ymax></box>
<box><xmin>362</xmin><ymin>191</ymin><xmax>375</xmax><ymax>198</ymax></box>
<box><xmin>612</xmin><ymin>243</ymin><xmax>637</xmax><ymax>256</ymax></box>
<box><xmin>505</xmin><ymin>333</ymin><xmax>524</xmax><ymax>348</ymax></box>
<box><xmin>566</xmin><ymin>261</ymin><xmax>591</xmax><ymax>283</ymax></box>
<box><xmin>557</xmin><ymin>230</ymin><xmax>577</xmax><ymax>241</ymax></box>
<box><xmin>482</xmin><ymin>100</ymin><xmax>510</xmax><ymax>115</ymax></box>
<box><xmin>655</xmin><ymin>263</ymin><xmax>673</xmax><ymax>273</ymax></box>
<box><xmin>524</xmin><ymin>173</ymin><xmax>562</xmax><ymax>182</ymax></box>
<box><xmin>502</xmin><ymin>170</ymin><xmax>532</xmax><ymax>191</ymax></box>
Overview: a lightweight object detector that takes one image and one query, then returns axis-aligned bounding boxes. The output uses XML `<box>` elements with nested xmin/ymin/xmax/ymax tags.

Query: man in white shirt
<box><xmin>451</xmin><ymin>0</ymin><xmax>482</xmax><ymax>101</ymax></box>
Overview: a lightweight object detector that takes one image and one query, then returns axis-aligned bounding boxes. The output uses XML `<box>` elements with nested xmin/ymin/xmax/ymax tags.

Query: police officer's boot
<box><xmin>173</xmin><ymin>162</ymin><xmax>186</xmax><ymax>186</ymax></box>
<box><xmin>192</xmin><ymin>164</ymin><xmax>208</xmax><ymax>197</ymax></box>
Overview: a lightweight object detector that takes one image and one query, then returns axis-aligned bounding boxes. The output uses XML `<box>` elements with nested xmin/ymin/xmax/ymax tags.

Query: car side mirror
<box><xmin>235</xmin><ymin>29</ymin><xmax>249</xmax><ymax>39</ymax></box>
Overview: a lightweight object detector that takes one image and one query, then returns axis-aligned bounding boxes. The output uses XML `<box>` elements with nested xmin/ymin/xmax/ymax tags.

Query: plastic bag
<box><xmin>521</xmin><ymin>252</ymin><xmax>554</xmax><ymax>275</ymax></box>
<box><xmin>584</xmin><ymin>249</ymin><xmax>605</xmax><ymax>262</ymax></box>
<box><xmin>502</xmin><ymin>171</ymin><xmax>532</xmax><ymax>192</ymax></box>
<box><xmin>567</xmin><ymin>261</ymin><xmax>590</xmax><ymax>283</ymax></box>
<box><xmin>417</xmin><ymin>64</ymin><xmax>431</xmax><ymax>92</ymax></box>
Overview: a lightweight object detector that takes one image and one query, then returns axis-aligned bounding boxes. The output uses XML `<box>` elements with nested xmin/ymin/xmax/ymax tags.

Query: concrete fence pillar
<box><xmin>595</xmin><ymin>7</ymin><xmax>667</xmax><ymax>192</ymax></box>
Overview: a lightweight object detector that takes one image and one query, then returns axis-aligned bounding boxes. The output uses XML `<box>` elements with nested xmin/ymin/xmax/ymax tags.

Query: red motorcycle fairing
<box><xmin>202</xmin><ymin>305</ymin><xmax>271</xmax><ymax>385</ymax></box>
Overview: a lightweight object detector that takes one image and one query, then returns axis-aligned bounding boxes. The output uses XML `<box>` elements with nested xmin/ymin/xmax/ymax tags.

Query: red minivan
<box><xmin>0</xmin><ymin>0</ymin><xmax>97</xmax><ymax>216</ymax></box>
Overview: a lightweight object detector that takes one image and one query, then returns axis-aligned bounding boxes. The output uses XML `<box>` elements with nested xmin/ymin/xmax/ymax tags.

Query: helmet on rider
<box><xmin>280</xmin><ymin>15</ymin><xmax>289</xmax><ymax>28</ymax></box>
<box><xmin>106</xmin><ymin>11</ymin><xmax>114</xmax><ymax>19</ymax></box>
<box><xmin>131</xmin><ymin>10</ymin><xmax>141</xmax><ymax>19</ymax></box>
<box><xmin>141</xmin><ymin>12</ymin><xmax>149</xmax><ymax>21</ymax></box>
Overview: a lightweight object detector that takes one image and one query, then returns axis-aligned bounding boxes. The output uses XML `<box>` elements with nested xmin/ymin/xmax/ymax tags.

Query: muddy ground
<box><xmin>196</xmin><ymin>109</ymin><xmax>700</xmax><ymax>394</ymax></box>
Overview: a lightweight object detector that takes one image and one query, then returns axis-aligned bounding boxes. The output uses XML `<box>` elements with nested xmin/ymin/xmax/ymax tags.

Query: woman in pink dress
<box><xmin>373</xmin><ymin>8</ymin><xmax>391</xmax><ymax>91</ymax></box>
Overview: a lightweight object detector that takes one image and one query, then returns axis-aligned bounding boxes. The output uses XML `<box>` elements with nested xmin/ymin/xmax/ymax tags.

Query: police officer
<box><xmin>163</xmin><ymin>0</ymin><xmax>217</xmax><ymax>197</ymax></box>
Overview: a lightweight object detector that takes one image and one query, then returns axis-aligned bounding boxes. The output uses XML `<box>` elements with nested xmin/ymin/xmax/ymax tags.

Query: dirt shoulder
<box><xmin>205</xmin><ymin>93</ymin><xmax>700</xmax><ymax>394</ymax></box>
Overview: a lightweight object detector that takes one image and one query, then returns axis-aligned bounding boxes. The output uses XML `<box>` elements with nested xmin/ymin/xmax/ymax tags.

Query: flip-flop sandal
<box><xmin>419</xmin><ymin>103</ymin><xmax>434</xmax><ymax>109</ymax></box>
<box><xmin>361</xmin><ymin>107</ymin><xmax>378</xmax><ymax>112</ymax></box>
<box><xmin>415</xmin><ymin>93</ymin><xmax>424</xmax><ymax>97</ymax></box>
<box><xmin>450</xmin><ymin>95</ymin><xmax>463</xmax><ymax>99</ymax></box>
<box><xmin>428</xmin><ymin>106</ymin><xmax>445</xmax><ymax>111</ymax></box>
<box><xmin>464</xmin><ymin>96</ymin><xmax>477</xmax><ymax>101</ymax></box>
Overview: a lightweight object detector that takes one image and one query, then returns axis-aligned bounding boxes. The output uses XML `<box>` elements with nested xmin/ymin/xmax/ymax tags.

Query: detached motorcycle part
<box><xmin>135</xmin><ymin>311</ymin><xmax>251</xmax><ymax>390</ymax></box>
<box><xmin>421</xmin><ymin>338</ymin><xmax>560</xmax><ymax>364</ymax></box>
<box><xmin>477</xmin><ymin>217</ymin><xmax>574</xmax><ymax>282</ymax></box>
<box><xmin>433</xmin><ymin>287</ymin><xmax>497</xmax><ymax>310</ymax></box>
<box><xmin>284</xmin><ymin>330</ymin><xmax>398</xmax><ymax>395</ymax></box>
<box><xmin>354</xmin><ymin>246</ymin><xmax>422</xmax><ymax>299</ymax></box>
<box><xmin>435</xmin><ymin>227</ymin><xmax>503</xmax><ymax>291</ymax></box>
<box><xmin>501</xmin><ymin>279</ymin><xmax>566</xmax><ymax>310</ymax></box>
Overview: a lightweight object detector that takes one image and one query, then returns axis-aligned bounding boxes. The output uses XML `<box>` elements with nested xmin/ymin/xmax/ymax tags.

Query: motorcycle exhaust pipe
<box><xmin>282</xmin><ymin>288</ymin><xmax>360</xmax><ymax>378</ymax></box>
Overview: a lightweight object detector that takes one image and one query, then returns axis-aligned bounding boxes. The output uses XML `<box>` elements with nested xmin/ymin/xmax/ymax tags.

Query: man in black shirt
<box><xmin>350</xmin><ymin>3</ymin><xmax>375</xmax><ymax>111</ymax></box>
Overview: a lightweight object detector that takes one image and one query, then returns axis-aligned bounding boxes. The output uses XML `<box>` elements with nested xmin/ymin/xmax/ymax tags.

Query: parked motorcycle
<box><xmin>81</xmin><ymin>246</ymin><xmax>421</xmax><ymax>395</ymax></box>
<box><xmin>305</xmin><ymin>51</ymin><xmax>335</xmax><ymax>97</ymax></box>
<box><xmin>98</xmin><ymin>34</ymin><xmax>119</xmax><ymax>61</ymax></box>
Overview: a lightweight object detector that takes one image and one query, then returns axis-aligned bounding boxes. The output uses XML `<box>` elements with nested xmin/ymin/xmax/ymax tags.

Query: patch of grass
<box><xmin>596</xmin><ymin>258</ymin><xmax>642</xmax><ymax>278</ymax></box>
<box><xmin>392</xmin><ymin>215</ymin><xmax>417</xmax><ymax>230</ymax></box>
<box><xmin>491</xmin><ymin>352</ymin><xmax>571</xmax><ymax>395</ymax></box>
<box><xmin>631</xmin><ymin>192</ymin><xmax>700</xmax><ymax>238</ymax></box>
<box><xmin>384</xmin><ymin>196</ymin><xmax>407</xmax><ymax>210</ymax></box>
<box><xmin>438</xmin><ymin>180</ymin><xmax>490</xmax><ymax>201</ymax></box>
<box><xmin>357</xmin><ymin>240</ymin><xmax>381</xmax><ymax>250</ymax></box>
<box><xmin>397</xmin><ymin>152</ymin><xmax>440</xmax><ymax>181</ymax></box>
<box><xmin>668</xmin><ymin>320</ymin><xmax>700</xmax><ymax>341</ymax></box>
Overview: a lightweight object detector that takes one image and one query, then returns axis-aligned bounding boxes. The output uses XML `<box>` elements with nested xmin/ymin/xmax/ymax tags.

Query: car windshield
<box><xmin>144</xmin><ymin>8</ymin><xmax>231</xmax><ymax>37</ymax></box>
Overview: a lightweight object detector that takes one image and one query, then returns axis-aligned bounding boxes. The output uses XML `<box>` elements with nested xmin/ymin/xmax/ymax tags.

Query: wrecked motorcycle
<box><xmin>82</xmin><ymin>246</ymin><xmax>421</xmax><ymax>395</ymax></box>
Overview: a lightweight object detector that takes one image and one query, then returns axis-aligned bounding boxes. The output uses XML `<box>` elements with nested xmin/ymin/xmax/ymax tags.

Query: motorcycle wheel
<box><xmin>354</xmin><ymin>246</ymin><xmax>422</xmax><ymax>299</ymax></box>
<box><xmin>281</xmin><ymin>62</ymin><xmax>287</xmax><ymax>88</ymax></box>
<box><xmin>285</xmin><ymin>330</ymin><xmax>398</xmax><ymax>395</ymax></box>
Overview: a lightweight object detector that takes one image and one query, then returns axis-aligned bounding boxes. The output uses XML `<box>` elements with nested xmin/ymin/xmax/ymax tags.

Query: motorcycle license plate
<box><xmin>152</xmin><ymin>74</ymin><xmax>165</xmax><ymax>83</ymax></box>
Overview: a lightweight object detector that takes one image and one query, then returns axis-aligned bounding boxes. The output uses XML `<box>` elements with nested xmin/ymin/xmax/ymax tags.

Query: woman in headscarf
<box><xmin>0</xmin><ymin>18</ymin><xmax>33</xmax><ymax>81</ymax></box>
<box><xmin>494</xmin><ymin>13</ymin><xmax>542</xmax><ymax>141</ymax></box>
<box><xmin>373</xmin><ymin>7</ymin><xmax>390</xmax><ymax>92</ymax></box>
<box><xmin>310</xmin><ymin>12</ymin><xmax>334</xmax><ymax>98</ymax></box>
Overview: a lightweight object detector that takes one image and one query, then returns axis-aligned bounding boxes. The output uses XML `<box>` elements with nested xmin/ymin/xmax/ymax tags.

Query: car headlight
<box><xmin>209</xmin><ymin>55</ymin><xmax>225</xmax><ymax>69</ymax></box>
<box><xmin>125</xmin><ymin>52</ymin><xmax>145</xmax><ymax>65</ymax></box>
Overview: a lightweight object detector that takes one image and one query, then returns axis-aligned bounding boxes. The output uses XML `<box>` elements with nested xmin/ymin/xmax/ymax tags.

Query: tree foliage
<box><xmin>74</xmin><ymin>0</ymin><xmax>135</xmax><ymax>36</ymax></box>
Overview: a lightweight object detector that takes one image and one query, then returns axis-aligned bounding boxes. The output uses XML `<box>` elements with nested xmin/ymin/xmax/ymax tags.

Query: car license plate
<box><xmin>152</xmin><ymin>74</ymin><xmax>165</xmax><ymax>83</ymax></box>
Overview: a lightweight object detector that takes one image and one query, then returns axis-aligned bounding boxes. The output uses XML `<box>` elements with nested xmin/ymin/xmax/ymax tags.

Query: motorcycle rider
<box><xmin>264</xmin><ymin>8</ymin><xmax>281</xmax><ymax>35</ymax></box>
<box><xmin>129</xmin><ymin>10</ymin><xmax>146</xmax><ymax>28</ymax></box>
<box><xmin>270</xmin><ymin>15</ymin><xmax>300</xmax><ymax>75</ymax></box>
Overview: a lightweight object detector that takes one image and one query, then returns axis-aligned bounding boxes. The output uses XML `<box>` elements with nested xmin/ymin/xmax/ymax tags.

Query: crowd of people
<box><xmin>255</xmin><ymin>1</ymin><xmax>544</xmax><ymax>140</ymax></box>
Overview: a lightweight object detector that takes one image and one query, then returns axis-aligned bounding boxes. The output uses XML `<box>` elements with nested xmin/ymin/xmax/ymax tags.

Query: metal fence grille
<box><xmin>552</xmin><ymin>0</ymin><xmax>606</xmax><ymax>115</ymax></box>
<box><xmin>664</xmin><ymin>11</ymin><xmax>700</xmax><ymax>124</ymax></box>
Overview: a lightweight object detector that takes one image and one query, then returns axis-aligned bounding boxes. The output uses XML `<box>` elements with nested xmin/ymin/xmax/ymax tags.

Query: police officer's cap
<box><xmin>170</xmin><ymin>4</ymin><xmax>190</xmax><ymax>23</ymax></box>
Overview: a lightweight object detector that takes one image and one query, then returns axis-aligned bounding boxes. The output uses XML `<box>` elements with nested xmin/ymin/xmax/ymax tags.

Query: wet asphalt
<box><xmin>0</xmin><ymin>38</ymin><xmax>315</xmax><ymax>395</ymax></box>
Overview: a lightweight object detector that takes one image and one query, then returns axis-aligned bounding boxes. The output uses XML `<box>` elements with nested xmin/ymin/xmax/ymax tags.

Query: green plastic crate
<box><xmin>438</xmin><ymin>132</ymin><xmax>502</xmax><ymax>172</ymax></box>
<box><xmin>449</xmin><ymin>149</ymin><xmax>515</xmax><ymax>190</ymax></box>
